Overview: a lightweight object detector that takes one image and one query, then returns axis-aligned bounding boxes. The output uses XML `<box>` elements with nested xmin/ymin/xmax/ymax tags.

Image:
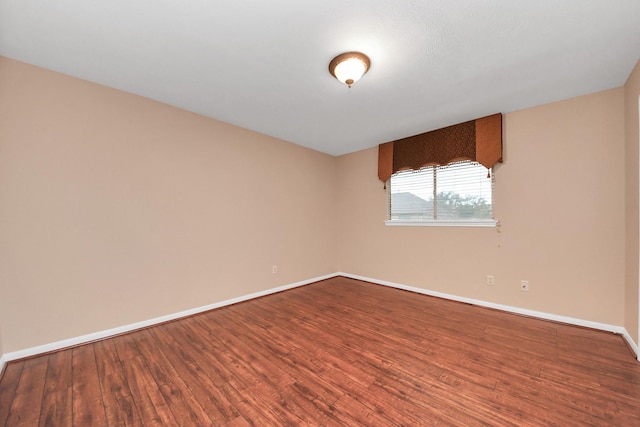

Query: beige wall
<box><xmin>625</xmin><ymin>59</ymin><xmax>640</xmax><ymax>347</ymax></box>
<box><xmin>0</xmin><ymin>57</ymin><xmax>338</xmax><ymax>353</ymax></box>
<box><xmin>337</xmin><ymin>88</ymin><xmax>626</xmax><ymax>326</ymax></box>
<box><xmin>0</xmin><ymin>55</ymin><xmax>634</xmax><ymax>356</ymax></box>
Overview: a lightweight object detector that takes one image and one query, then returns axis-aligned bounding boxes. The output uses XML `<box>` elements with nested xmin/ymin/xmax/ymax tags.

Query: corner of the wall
<box><xmin>621</xmin><ymin>329</ymin><xmax>640</xmax><ymax>361</ymax></box>
<box><xmin>0</xmin><ymin>354</ymin><xmax>6</xmax><ymax>381</ymax></box>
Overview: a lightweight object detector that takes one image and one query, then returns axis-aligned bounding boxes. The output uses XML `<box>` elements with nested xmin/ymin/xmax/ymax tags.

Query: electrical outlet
<box><xmin>486</xmin><ymin>275</ymin><xmax>495</xmax><ymax>286</ymax></box>
<box><xmin>520</xmin><ymin>280</ymin><xmax>529</xmax><ymax>291</ymax></box>
<box><xmin>272</xmin><ymin>265</ymin><xmax>278</xmax><ymax>274</ymax></box>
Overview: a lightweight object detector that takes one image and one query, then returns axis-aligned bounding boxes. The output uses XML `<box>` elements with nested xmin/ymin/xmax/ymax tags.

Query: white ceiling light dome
<box><xmin>329</xmin><ymin>52</ymin><xmax>371</xmax><ymax>88</ymax></box>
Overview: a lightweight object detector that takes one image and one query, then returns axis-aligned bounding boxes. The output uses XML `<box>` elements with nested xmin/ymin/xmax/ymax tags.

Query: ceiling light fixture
<box><xmin>329</xmin><ymin>52</ymin><xmax>370</xmax><ymax>88</ymax></box>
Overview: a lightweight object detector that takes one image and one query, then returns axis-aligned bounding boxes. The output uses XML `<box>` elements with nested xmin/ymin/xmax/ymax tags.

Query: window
<box><xmin>387</xmin><ymin>160</ymin><xmax>495</xmax><ymax>226</ymax></box>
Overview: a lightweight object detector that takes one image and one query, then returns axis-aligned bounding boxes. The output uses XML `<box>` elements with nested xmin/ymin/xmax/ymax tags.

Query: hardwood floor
<box><xmin>1</xmin><ymin>276</ymin><xmax>639</xmax><ymax>426</ymax></box>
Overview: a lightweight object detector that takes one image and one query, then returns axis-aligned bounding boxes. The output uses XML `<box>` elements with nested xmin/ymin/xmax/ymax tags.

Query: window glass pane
<box><xmin>389</xmin><ymin>161</ymin><xmax>493</xmax><ymax>221</ymax></box>
<box><xmin>390</xmin><ymin>167</ymin><xmax>434</xmax><ymax>220</ymax></box>
<box><xmin>436</xmin><ymin>162</ymin><xmax>493</xmax><ymax>220</ymax></box>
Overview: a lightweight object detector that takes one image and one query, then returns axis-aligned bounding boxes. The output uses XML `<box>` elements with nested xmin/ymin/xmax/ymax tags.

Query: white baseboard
<box><xmin>621</xmin><ymin>329</ymin><xmax>640</xmax><ymax>361</ymax></box>
<box><xmin>1</xmin><ymin>271</ymin><xmax>638</xmax><ymax>368</ymax></box>
<box><xmin>0</xmin><ymin>354</ymin><xmax>6</xmax><ymax>377</ymax></box>
<box><xmin>1</xmin><ymin>273</ymin><xmax>339</xmax><ymax>365</ymax></box>
<box><xmin>339</xmin><ymin>272</ymin><xmax>640</xmax><ymax>360</ymax></box>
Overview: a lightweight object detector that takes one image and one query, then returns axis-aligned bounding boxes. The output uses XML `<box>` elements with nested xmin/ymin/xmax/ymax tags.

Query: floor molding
<box><xmin>1</xmin><ymin>273</ymin><xmax>340</xmax><ymax>365</ymax></box>
<box><xmin>1</xmin><ymin>271</ymin><xmax>638</xmax><ymax>366</ymax></box>
<box><xmin>621</xmin><ymin>329</ymin><xmax>640</xmax><ymax>361</ymax></box>
<box><xmin>339</xmin><ymin>272</ymin><xmax>640</xmax><ymax>360</ymax></box>
<box><xmin>0</xmin><ymin>354</ymin><xmax>6</xmax><ymax>380</ymax></box>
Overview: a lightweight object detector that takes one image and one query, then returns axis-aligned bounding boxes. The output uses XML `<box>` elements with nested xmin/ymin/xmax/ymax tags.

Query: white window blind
<box><xmin>389</xmin><ymin>160</ymin><xmax>493</xmax><ymax>222</ymax></box>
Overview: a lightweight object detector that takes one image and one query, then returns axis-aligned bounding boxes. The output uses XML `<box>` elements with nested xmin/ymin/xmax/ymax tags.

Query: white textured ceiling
<box><xmin>1</xmin><ymin>1</ymin><xmax>640</xmax><ymax>156</ymax></box>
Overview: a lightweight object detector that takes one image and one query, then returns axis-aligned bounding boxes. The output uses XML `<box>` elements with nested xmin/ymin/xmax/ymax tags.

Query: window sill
<box><xmin>384</xmin><ymin>219</ymin><xmax>497</xmax><ymax>227</ymax></box>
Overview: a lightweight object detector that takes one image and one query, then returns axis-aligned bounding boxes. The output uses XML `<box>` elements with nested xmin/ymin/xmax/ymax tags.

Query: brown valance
<box><xmin>378</xmin><ymin>113</ymin><xmax>502</xmax><ymax>183</ymax></box>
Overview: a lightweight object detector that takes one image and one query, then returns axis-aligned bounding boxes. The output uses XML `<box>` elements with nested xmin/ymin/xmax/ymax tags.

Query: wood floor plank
<box><xmin>1</xmin><ymin>276</ymin><xmax>639</xmax><ymax>425</ymax></box>
<box><xmin>5</xmin><ymin>357</ymin><xmax>48</xmax><ymax>426</ymax></box>
<box><xmin>0</xmin><ymin>361</ymin><xmax>25</xmax><ymax>426</ymax></box>
<box><xmin>202</xmin><ymin>309</ymin><xmax>347</xmax><ymax>406</ymax></box>
<box><xmin>94</xmin><ymin>339</ymin><xmax>142</xmax><ymax>426</ymax></box>
<box><xmin>170</xmin><ymin>319</ymin><xmax>306</xmax><ymax>426</ymax></box>
<box><xmin>72</xmin><ymin>344</ymin><xmax>108</xmax><ymax>426</ymax></box>
<box><xmin>142</xmin><ymin>327</ymin><xmax>219</xmax><ymax>425</ymax></box>
<box><xmin>39</xmin><ymin>350</ymin><xmax>73</xmax><ymax>426</ymax></box>
<box><xmin>112</xmin><ymin>334</ymin><xmax>178</xmax><ymax>426</ymax></box>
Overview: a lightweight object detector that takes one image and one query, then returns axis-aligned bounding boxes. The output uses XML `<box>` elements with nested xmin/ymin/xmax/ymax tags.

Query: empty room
<box><xmin>1</xmin><ymin>1</ymin><xmax>640</xmax><ymax>425</ymax></box>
